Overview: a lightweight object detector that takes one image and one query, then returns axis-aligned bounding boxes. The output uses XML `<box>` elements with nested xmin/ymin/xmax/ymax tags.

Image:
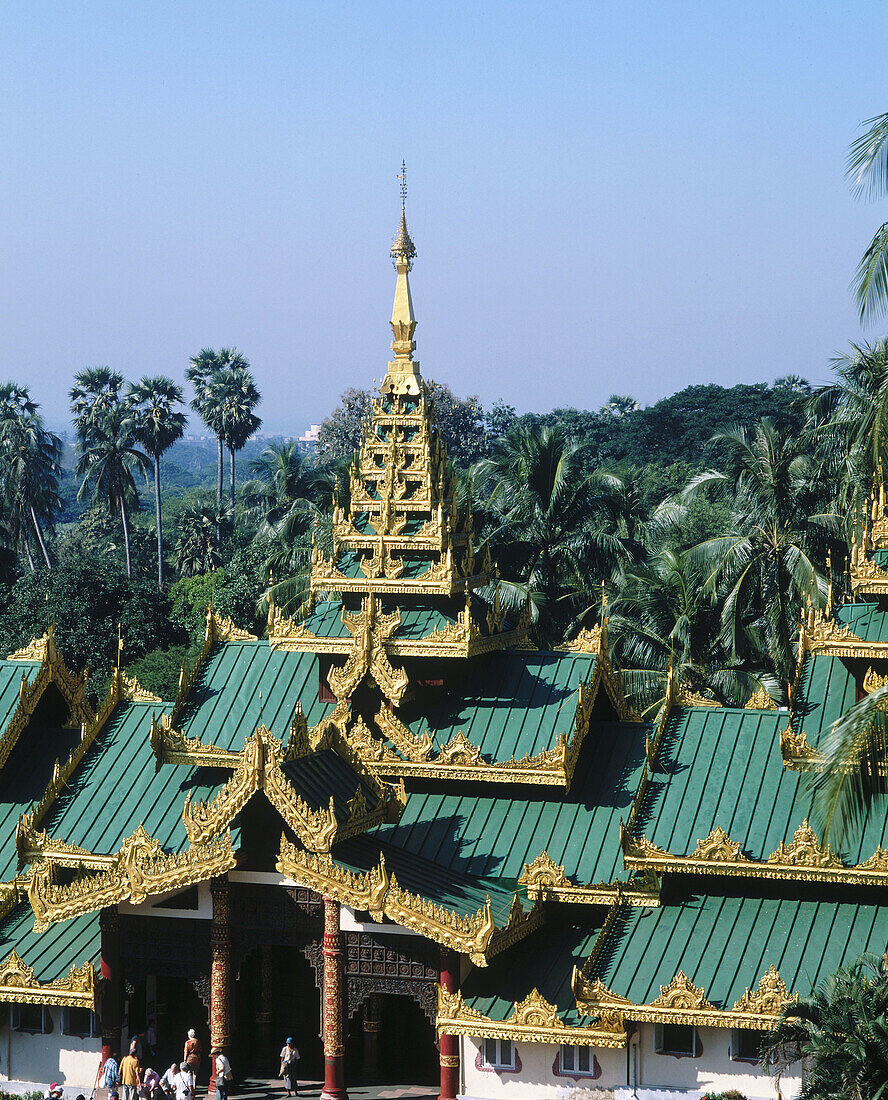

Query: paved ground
<box><xmin>234</xmin><ymin>1077</ymin><xmax>437</xmax><ymax>1099</ymax></box>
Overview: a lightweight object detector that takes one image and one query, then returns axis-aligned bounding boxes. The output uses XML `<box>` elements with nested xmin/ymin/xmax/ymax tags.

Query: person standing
<box><xmin>183</xmin><ymin>1030</ymin><xmax>202</xmax><ymax>1082</ymax></box>
<box><xmin>119</xmin><ymin>1047</ymin><xmax>141</xmax><ymax>1100</ymax></box>
<box><xmin>212</xmin><ymin>1049</ymin><xmax>232</xmax><ymax>1100</ymax></box>
<box><xmin>102</xmin><ymin>1051</ymin><xmax>120</xmax><ymax>1095</ymax></box>
<box><xmin>173</xmin><ymin>1063</ymin><xmax>194</xmax><ymax>1100</ymax></box>
<box><xmin>279</xmin><ymin>1038</ymin><xmax>299</xmax><ymax>1098</ymax></box>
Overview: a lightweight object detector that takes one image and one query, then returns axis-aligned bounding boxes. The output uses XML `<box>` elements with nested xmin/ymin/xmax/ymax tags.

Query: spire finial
<box><xmin>391</xmin><ymin>162</ymin><xmax>416</xmax><ymax>268</ymax></box>
<box><xmin>399</xmin><ymin>160</ymin><xmax>407</xmax><ymax>214</ymax></box>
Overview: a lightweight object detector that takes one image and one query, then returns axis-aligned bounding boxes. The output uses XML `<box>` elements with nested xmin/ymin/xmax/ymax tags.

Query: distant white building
<box><xmin>298</xmin><ymin>423</ymin><xmax>322</xmax><ymax>447</ymax></box>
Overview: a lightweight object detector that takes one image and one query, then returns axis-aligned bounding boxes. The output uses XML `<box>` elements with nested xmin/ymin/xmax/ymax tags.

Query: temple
<box><xmin>0</xmin><ymin>195</ymin><xmax>886</xmax><ymax>1100</ymax></box>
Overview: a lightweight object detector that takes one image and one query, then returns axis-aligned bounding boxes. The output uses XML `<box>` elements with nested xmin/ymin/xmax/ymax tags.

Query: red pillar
<box><xmin>439</xmin><ymin>949</ymin><xmax>460</xmax><ymax>1100</ymax></box>
<box><xmin>321</xmin><ymin>895</ymin><xmax>348</xmax><ymax>1100</ymax></box>
<box><xmin>99</xmin><ymin>906</ymin><xmax>122</xmax><ymax>1071</ymax></box>
<box><xmin>209</xmin><ymin>875</ymin><xmax>232</xmax><ymax>1096</ymax></box>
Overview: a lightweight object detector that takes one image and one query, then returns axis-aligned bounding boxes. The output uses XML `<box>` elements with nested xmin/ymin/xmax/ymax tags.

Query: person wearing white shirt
<box><xmin>212</xmin><ymin>1049</ymin><xmax>233</xmax><ymax>1100</ymax></box>
<box><xmin>172</xmin><ymin>1064</ymin><xmax>194</xmax><ymax>1100</ymax></box>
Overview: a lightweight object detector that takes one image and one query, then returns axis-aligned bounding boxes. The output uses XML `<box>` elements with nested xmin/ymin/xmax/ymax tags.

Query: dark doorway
<box><xmin>234</xmin><ymin>945</ymin><xmax>322</xmax><ymax>1083</ymax></box>
<box><xmin>152</xmin><ymin>976</ymin><xmax>211</xmax><ymax>1086</ymax></box>
<box><xmin>346</xmin><ymin>993</ymin><xmax>437</xmax><ymax>1086</ymax></box>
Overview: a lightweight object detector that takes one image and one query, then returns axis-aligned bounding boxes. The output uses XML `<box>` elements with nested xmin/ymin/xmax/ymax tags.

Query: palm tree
<box><xmin>603</xmin><ymin>394</ymin><xmax>641</xmax><ymax>418</ymax></box>
<box><xmin>242</xmin><ymin>441</ymin><xmax>323</xmax><ymax>530</ymax></box>
<box><xmin>472</xmin><ymin>423</ymin><xmax>636</xmax><ymax>644</ymax></box>
<box><xmin>683</xmin><ymin>419</ymin><xmax>830</xmax><ymax>686</ymax></box>
<box><xmin>210</xmin><ymin>364</ymin><xmax>262</xmax><ymax>508</ymax></box>
<box><xmin>0</xmin><ymin>386</ymin><xmax>62</xmax><ymax>570</ymax></box>
<box><xmin>186</xmin><ymin>348</ymin><xmax>256</xmax><ymax>506</ymax></box>
<box><xmin>127</xmin><ymin>377</ymin><xmax>187</xmax><ymax>589</ymax></box>
<box><xmin>175</xmin><ymin>500</ymin><xmax>230</xmax><ymax>577</ymax></box>
<box><xmin>847</xmin><ymin>111</ymin><xmax>888</xmax><ymax>322</ymax></box>
<box><xmin>69</xmin><ymin>368</ymin><xmax>126</xmax><ymax>440</ymax></box>
<box><xmin>763</xmin><ymin>953</ymin><xmax>888</xmax><ymax>1100</ymax></box>
<box><xmin>74</xmin><ymin>403</ymin><xmax>150</xmax><ymax>577</ymax></box>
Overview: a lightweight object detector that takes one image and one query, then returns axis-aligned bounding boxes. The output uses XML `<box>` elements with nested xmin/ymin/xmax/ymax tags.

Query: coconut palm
<box><xmin>209</xmin><ymin>364</ymin><xmax>262</xmax><ymax>508</ymax></box>
<box><xmin>847</xmin><ymin>110</ymin><xmax>888</xmax><ymax>322</ymax></box>
<box><xmin>472</xmin><ymin>423</ymin><xmax>636</xmax><ymax>645</ymax></box>
<box><xmin>127</xmin><ymin>377</ymin><xmax>187</xmax><ymax>589</ymax></box>
<box><xmin>69</xmin><ymin>368</ymin><xmax>126</xmax><ymax>441</ymax></box>
<box><xmin>0</xmin><ymin>386</ymin><xmax>62</xmax><ymax>570</ymax></box>
<box><xmin>683</xmin><ymin>419</ymin><xmax>831</xmax><ymax>687</ymax></box>
<box><xmin>175</xmin><ymin>500</ymin><xmax>230</xmax><ymax>577</ymax></box>
<box><xmin>763</xmin><ymin>952</ymin><xmax>888</xmax><ymax>1100</ymax></box>
<box><xmin>74</xmin><ymin>403</ymin><xmax>150</xmax><ymax>577</ymax></box>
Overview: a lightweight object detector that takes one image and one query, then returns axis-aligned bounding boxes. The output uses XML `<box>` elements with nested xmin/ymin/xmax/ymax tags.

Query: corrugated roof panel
<box><xmin>178</xmin><ymin>642</ymin><xmax>333</xmax><ymax>751</ymax></box>
<box><xmin>639</xmin><ymin>705</ymin><xmax>888</xmax><ymax>863</ymax></box>
<box><xmin>0</xmin><ymin>661</ymin><xmax>40</xmax><ymax>732</ymax></box>
<box><xmin>837</xmin><ymin>600</ymin><xmax>888</xmax><ymax>642</ymax></box>
<box><xmin>281</xmin><ymin>750</ymin><xmax>379</xmax><ymax>817</ymax></box>
<box><xmin>370</xmin><ymin>721</ymin><xmax>645</xmax><ymax>885</ymax></box>
<box><xmin>0</xmin><ymin>903</ymin><xmax>100</xmax><ymax>984</ymax></box>
<box><xmin>793</xmin><ymin>654</ymin><xmax>857</xmax><ymax>743</ymax></box>
<box><xmin>597</xmin><ymin>894</ymin><xmax>888</xmax><ymax>1009</ymax></box>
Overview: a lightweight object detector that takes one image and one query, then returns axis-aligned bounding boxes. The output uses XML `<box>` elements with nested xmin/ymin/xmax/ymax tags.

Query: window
<box><xmin>654</xmin><ymin>1023</ymin><xmax>698</xmax><ymax>1056</ymax></box>
<box><xmin>731</xmin><ymin>1028</ymin><xmax>762</xmax><ymax>1062</ymax></box>
<box><xmin>63</xmin><ymin>1007</ymin><xmax>99</xmax><ymax>1038</ymax></box>
<box><xmin>318</xmin><ymin>679</ymin><xmax>336</xmax><ymax>704</ymax></box>
<box><xmin>482</xmin><ymin>1037</ymin><xmax>515</xmax><ymax>1069</ymax></box>
<box><xmin>560</xmin><ymin>1045</ymin><xmax>598</xmax><ymax>1076</ymax></box>
<box><xmin>11</xmin><ymin>1004</ymin><xmax>52</xmax><ymax>1033</ymax></box>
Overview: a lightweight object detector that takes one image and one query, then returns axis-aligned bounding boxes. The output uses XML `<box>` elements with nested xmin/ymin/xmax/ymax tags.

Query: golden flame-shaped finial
<box><xmin>391</xmin><ymin>161</ymin><xmax>416</xmax><ymax>267</ymax></box>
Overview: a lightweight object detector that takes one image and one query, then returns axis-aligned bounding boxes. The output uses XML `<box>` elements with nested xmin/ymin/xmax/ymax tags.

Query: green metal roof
<box><xmin>0</xmin><ymin>720</ymin><xmax>82</xmax><ymax>880</ymax></box>
<box><xmin>332</xmin><ymin>833</ymin><xmax>523</xmax><ymax>925</ymax></box>
<box><xmin>0</xmin><ymin>902</ymin><xmax>99</xmax><ymax>985</ymax></box>
<box><xmin>874</xmin><ymin>547</ymin><xmax>888</xmax><ymax>569</ymax></box>
<box><xmin>638</xmin><ymin>705</ymin><xmax>888</xmax><ymax>864</ymax></box>
<box><xmin>792</xmin><ymin>654</ymin><xmax>856</xmax><ymax>743</ymax></box>
<box><xmin>39</xmin><ymin>703</ymin><xmax>232</xmax><ymax>856</ymax></box>
<box><xmin>0</xmin><ymin>661</ymin><xmax>40</xmax><ymax>733</ymax></box>
<box><xmin>368</xmin><ymin>720</ymin><xmax>646</xmax><ymax>885</ymax></box>
<box><xmin>836</xmin><ymin>600</ymin><xmax>888</xmax><ymax>642</ymax></box>
<box><xmin>403</xmin><ymin>650</ymin><xmax>596</xmax><ymax>762</ymax></box>
<box><xmin>178</xmin><ymin>641</ymin><xmax>334</xmax><ymax>751</ymax></box>
<box><xmin>461</xmin><ymin>911</ymin><xmax>603</xmax><ymax>1023</ymax></box>
<box><xmin>595</xmin><ymin>893</ymin><xmax>888</xmax><ymax>1009</ymax></box>
<box><xmin>280</xmin><ymin>749</ymin><xmax>381</xmax><ymax>817</ymax></box>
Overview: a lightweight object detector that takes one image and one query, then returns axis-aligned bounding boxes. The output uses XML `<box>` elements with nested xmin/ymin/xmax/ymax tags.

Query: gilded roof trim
<box><xmin>27</xmin><ymin>827</ymin><xmax>235</xmax><ymax>931</ymax></box>
<box><xmin>621</xmin><ymin>820</ymin><xmax>888</xmax><ymax>886</ymax></box>
<box><xmin>0</xmin><ymin>950</ymin><xmax>95</xmax><ymax>1008</ymax></box>
<box><xmin>276</xmin><ymin>838</ymin><xmax>543</xmax><ymax>967</ymax></box>
<box><xmin>517</xmin><ymin>852</ymin><xmax>659</xmax><ymax>907</ymax></box>
<box><xmin>168</xmin><ymin>609</ymin><xmax>256</xmax><ymax>729</ymax></box>
<box><xmin>437</xmin><ymin>986</ymin><xmax>626</xmax><ymax>1048</ymax></box>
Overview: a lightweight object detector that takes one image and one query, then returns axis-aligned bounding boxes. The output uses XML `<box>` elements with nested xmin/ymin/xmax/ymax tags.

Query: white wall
<box><xmin>461</xmin><ymin>1036</ymin><xmax>625</xmax><ymax>1099</ymax></box>
<box><xmin>0</xmin><ymin>1006</ymin><xmax>101</xmax><ymax>1095</ymax></box>
<box><xmin>459</xmin><ymin>1026</ymin><xmax>803</xmax><ymax>1100</ymax></box>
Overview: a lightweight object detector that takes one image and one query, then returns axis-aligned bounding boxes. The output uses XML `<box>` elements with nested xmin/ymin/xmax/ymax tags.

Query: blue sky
<box><xmin>0</xmin><ymin>1</ymin><xmax>886</xmax><ymax>433</ymax></box>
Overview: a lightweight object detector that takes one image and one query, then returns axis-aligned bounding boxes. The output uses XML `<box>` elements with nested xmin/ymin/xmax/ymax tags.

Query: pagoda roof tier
<box><xmin>277</xmin><ymin>833</ymin><xmax>543</xmax><ymax>967</ymax></box>
<box><xmin>363</xmin><ymin>720</ymin><xmax>652</xmax><ymax>899</ymax></box>
<box><xmin>620</xmin><ymin>704</ymin><xmax>888</xmax><ymax>884</ymax></box>
<box><xmin>0</xmin><ymin>902</ymin><xmax>96</xmax><ymax>1007</ymax></box>
<box><xmin>578</xmin><ymin>893</ymin><xmax>888</xmax><ymax>1029</ymax></box>
<box><xmin>439</xmin><ymin>910</ymin><xmax>626</xmax><ymax>1046</ymax></box>
<box><xmin>803</xmin><ymin>598</ymin><xmax>888</xmax><ymax>658</ymax></box>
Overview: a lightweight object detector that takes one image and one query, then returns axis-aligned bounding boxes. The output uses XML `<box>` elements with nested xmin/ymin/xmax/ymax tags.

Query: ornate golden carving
<box><xmin>518</xmin><ymin>851</ymin><xmax>571</xmax><ymax>892</ymax></box>
<box><xmin>327</xmin><ymin>595</ymin><xmax>410</xmax><ymax>706</ymax></box>
<box><xmin>676</xmin><ymin>684</ymin><xmax>721</xmax><ymax>707</ymax></box>
<box><xmin>8</xmin><ymin>630</ymin><xmax>52</xmax><ymax>662</ymax></box>
<box><xmin>767</xmin><ymin>820</ymin><xmax>840</xmax><ymax>868</ymax></box>
<box><xmin>120</xmin><ymin>673</ymin><xmax>162</xmax><ymax>703</ymax></box>
<box><xmin>0</xmin><ymin>950</ymin><xmax>95</xmax><ymax>1008</ymax></box>
<box><xmin>560</xmin><ymin>626</ymin><xmax>602</xmax><ymax>654</ymax></box>
<box><xmin>375</xmin><ymin>703</ymin><xmax>433</xmax><ymax>761</ymax></box>
<box><xmin>28</xmin><ymin>830</ymin><xmax>235</xmax><ymax>931</ymax></box>
<box><xmin>780</xmin><ymin>724</ymin><xmax>818</xmax><ymax>769</ymax></box>
<box><xmin>651</xmin><ymin>972</ymin><xmax>716</xmax><ymax>1012</ymax></box>
<box><xmin>864</xmin><ymin>666</ymin><xmax>888</xmax><ymax>694</ymax></box>
<box><xmin>277</xmin><ymin>838</ymin><xmax>537</xmax><ymax>965</ymax></box>
<box><xmin>732</xmin><ymin>966</ymin><xmax>797</xmax><ymax>1016</ymax></box>
<box><xmin>212</xmin><ymin>613</ymin><xmax>257</xmax><ymax>642</ymax></box>
<box><xmin>436</xmin><ymin>731</ymin><xmax>483</xmax><ymax>767</ymax></box>
<box><xmin>150</xmin><ymin>714</ymin><xmax>241</xmax><ymax>772</ymax></box>
<box><xmin>690</xmin><ymin>826</ymin><xmax>747</xmax><ymax>862</ymax></box>
<box><xmin>745</xmin><ymin>686</ymin><xmax>779</xmax><ymax>710</ymax></box>
<box><xmin>436</xmin><ymin>986</ymin><xmax>625</xmax><ymax>1048</ymax></box>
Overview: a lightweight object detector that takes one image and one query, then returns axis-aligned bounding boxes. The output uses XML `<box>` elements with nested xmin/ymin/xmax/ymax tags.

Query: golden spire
<box><xmin>382</xmin><ymin>162</ymin><xmax>421</xmax><ymax>397</ymax></box>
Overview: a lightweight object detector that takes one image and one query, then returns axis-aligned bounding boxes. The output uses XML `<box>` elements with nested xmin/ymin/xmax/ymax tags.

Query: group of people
<box><xmin>100</xmin><ymin>1030</ymin><xmax>300</xmax><ymax>1100</ymax></box>
<box><xmin>101</xmin><ymin>1030</ymin><xmax>233</xmax><ymax>1100</ymax></box>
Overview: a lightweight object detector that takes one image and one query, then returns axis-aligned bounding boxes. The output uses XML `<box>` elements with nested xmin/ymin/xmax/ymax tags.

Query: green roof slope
<box><xmin>461</xmin><ymin>911</ymin><xmax>603</xmax><ymax>1024</ymax></box>
<box><xmin>332</xmin><ymin>833</ymin><xmax>523</xmax><ymax>925</ymax></box>
<box><xmin>401</xmin><ymin>650</ymin><xmax>595</xmax><ymax>763</ymax></box>
<box><xmin>281</xmin><ymin>749</ymin><xmax>381</xmax><ymax>817</ymax></box>
<box><xmin>792</xmin><ymin>654</ymin><xmax>856</xmax><ymax>743</ymax></box>
<box><xmin>0</xmin><ymin>902</ymin><xmax>99</xmax><ymax>984</ymax></box>
<box><xmin>637</xmin><ymin>705</ymin><xmax>888</xmax><ymax>864</ymax></box>
<box><xmin>836</xmin><ymin>600</ymin><xmax>888</xmax><ymax>642</ymax></box>
<box><xmin>0</xmin><ymin>661</ymin><xmax>40</xmax><ymax>732</ymax></box>
<box><xmin>39</xmin><ymin>703</ymin><xmax>231</xmax><ymax>855</ymax></box>
<box><xmin>368</xmin><ymin>721</ymin><xmax>645</xmax><ymax>885</ymax></box>
<box><xmin>178</xmin><ymin>641</ymin><xmax>333</xmax><ymax>751</ymax></box>
<box><xmin>595</xmin><ymin>893</ymin><xmax>888</xmax><ymax>1009</ymax></box>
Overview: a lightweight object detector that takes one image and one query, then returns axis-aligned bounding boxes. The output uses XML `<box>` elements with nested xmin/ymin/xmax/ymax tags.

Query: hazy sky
<box><xmin>1</xmin><ymin>1</ymin><xmax>886</xmax><ymax>433</ymax></box>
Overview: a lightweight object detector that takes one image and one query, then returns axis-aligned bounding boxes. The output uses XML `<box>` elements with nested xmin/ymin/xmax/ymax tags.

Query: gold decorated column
<box><xmin>321</xmin><ymin>895</ymin><xmax>348</xmax><ymax>1100</ymax></box>
<box><xmin>209</xmin><ymin>875</ymin><xmax>232</xmax><ymax>1095</ymax></box>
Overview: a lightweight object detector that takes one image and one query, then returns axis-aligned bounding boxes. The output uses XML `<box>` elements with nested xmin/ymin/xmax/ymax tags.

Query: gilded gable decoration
<box><xmin>690</xmin><ymin>826</ymin><xmax>748</xmax><ymax>863</ymax></box>
<box><xmin>732</xmin><ymin>965</ymin><xmax>797</xmax><ymax>1016</ymax></box>
<box><xmin>120</xmin><ymin>673</ymin><xmax>162</xmax><ymax>703</ymax></box>
<box><xmin>327</xmin><ymin>595</ymin><xmax>409</xmax><ymax>705</ymax></box>
<box><xmin>864</xmin><ymin>666</ymin><xmax>888</xmax><ymax>694</ymax></box>
<box><xmin>150</xmin><ymin>715</ymin><xmax>241</xmax><ymax>772</ymax></box>
<box><xmin>0</xmin><ymin>950</ymin><xmax>95</xmax><ymax>1008</ymax></box>
<box><xmin>744</xmin><ymin>686</ymin><xmax>779</xmax><ymax>710</ymax></box>
<box><xmin>767</xmin><ymin>820</ymin><xmax>840</xmax><ymax>869</ymax></box>
<box><xmin>779</xmin><ymin>724</ymin><xmax>818</xmax><ymax>769</ymax></box>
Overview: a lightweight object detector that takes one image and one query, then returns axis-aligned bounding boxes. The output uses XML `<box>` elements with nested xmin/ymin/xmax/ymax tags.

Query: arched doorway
<box><xmin>346</xmin><ymin>992</ymin><xmax>438</xmax><ymax>1086</ymax></box>
<box><xmin>233</xmin><ymin>944</ymin><xmax>323</xmax><ymax>1082</ymax></box>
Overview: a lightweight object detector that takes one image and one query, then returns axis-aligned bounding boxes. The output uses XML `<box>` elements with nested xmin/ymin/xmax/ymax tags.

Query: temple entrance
<box><xmin>346</xmin><ymin>992</ymin><xmax>438</xmax><ymax>1086</ymax></box>
<box><xmin>148</xmin><ymin>976</ymin><xmax>210</xmax><ymax>1085</ymax></box>
<box><xmin>233</xmin><ymin>944</ymin><xmax>323</xmax><ymax>1082</ymax></box>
